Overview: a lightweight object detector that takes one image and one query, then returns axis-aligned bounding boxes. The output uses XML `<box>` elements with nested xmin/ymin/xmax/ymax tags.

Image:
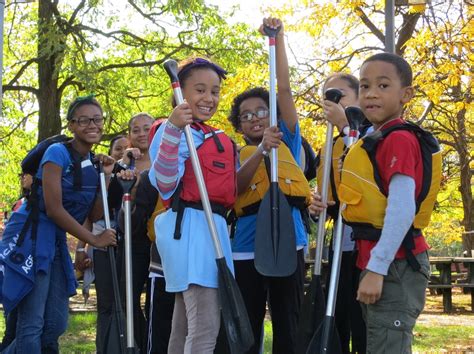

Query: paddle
<box><xmin>98</xmin><ymin>162</ymin><xmax>126</xmax><ymax>354</ymax></box>
<box><xmin>296</xmin><ymin>88</ymin><xmax>343</xmax><ymax>352</ymax></box>
<box><xmin>117</xmin><ymin>154</ymin><xmax>138</xmax><ymax>354</ymax></box>
<box><xmin>306</xmin><ymin>106</ymin><xmax>365</xmax><ymax>354</ymax></box>
<box><xmin>254</xmin><ymin>24</ymin><xmax>297</xmax><ymax>277</ymax></box>
<box><xmin>163</xmin><ymin>59</ymin><xmax>254</xmax><ymax>353</ymax></box>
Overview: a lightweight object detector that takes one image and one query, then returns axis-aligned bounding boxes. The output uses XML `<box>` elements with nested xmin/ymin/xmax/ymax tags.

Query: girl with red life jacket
<box><xmin>148</xmin><ymin>57</ymin><xmax>235</xmax><ymax>353</ymax></box>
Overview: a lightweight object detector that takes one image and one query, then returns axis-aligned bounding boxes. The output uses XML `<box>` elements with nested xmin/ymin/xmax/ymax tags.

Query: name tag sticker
<box><xmin>81</xmin><ymin>159</ymin><xmax>93</xmax><ymax>168</ymax></box>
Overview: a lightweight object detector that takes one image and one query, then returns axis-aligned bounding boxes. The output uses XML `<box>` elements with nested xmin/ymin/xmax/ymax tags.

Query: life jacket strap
<box><xmin>350</xmin><ymin>223</ymin><xmax>422</xmax><ymax>271</ymax></box>
<box><xmin>172</xmin><ymin>199</ymin><xmax>229</xmax><ymax>240</ymax></box>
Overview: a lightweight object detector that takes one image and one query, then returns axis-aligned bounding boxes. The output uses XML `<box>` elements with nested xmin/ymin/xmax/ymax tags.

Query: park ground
<box><xmin>15</xmin><ymin>286</ymin><xmax>468</xmax><ymax>353</ymax></box>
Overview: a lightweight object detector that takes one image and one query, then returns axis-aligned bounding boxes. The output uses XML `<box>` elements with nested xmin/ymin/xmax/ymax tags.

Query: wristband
<box><xmin>76</xmin><ymin>248</ymin><xmax>86</xmax><ymax>253</ymax></box>
<box><xmin>257</xmin><ymin>143</ymin><xmax>269</xmax><ymax>157</ymax></box>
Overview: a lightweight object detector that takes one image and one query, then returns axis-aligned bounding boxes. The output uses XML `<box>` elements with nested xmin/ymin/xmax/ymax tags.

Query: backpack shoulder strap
<box><xmin>63</xmin><ymin>142</ymin><xmax>83</xmax><ymax>191</ymax></box>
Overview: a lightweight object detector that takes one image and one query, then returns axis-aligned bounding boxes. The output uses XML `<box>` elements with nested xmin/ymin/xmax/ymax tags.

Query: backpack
<box><xmin>16</xmin><ymin>135</ymin><xmax>91</xmax><ymax>248</ymax></box>
<box><xmin>21</xmin><ymin>134</ymin><xmax>72</xmax><ymax>175</ymax></box>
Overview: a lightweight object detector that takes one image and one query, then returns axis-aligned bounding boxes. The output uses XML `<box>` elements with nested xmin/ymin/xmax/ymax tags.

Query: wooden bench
<box><xmin>428</xmin><ymin>257</ymin><xmax>474</xmax><ymax>313</ymax></box>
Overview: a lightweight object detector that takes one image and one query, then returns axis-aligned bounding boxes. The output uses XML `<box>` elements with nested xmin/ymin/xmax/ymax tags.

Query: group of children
<box><xmin>0</xmin><ymin>16</ymin><xmax>440</xmax><ymax>354</ymax></box>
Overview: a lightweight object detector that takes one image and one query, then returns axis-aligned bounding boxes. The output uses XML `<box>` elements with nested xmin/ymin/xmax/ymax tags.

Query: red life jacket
<box><xmin>163</xmin><ymin>122</ymin><xmax>237</xmax><ymax>238</ymax></box>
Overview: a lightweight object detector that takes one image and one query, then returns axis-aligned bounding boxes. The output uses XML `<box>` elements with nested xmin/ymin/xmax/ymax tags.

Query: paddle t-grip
<box><xmin>163</xmin><ymin>59</ymin><xmax>179</xmax><ymax>84</ymax></box>
<box><xmin>345</xmin><ymin>106</ymin><xmax>365</xmax><ymax>131</ymax></box>
<box><xmin>263</xmin><ymin>24</ymin><xmax>281</xmax><ymax>38</ymax></box>
<box><xmin>324</xmin><ymin>88</ymin><xmax>343</xmax><ymax>104</ymax></box>
<box><xmin>118</xmin><ymin>153</ymin><xmax>137</xmax><ymax>194</ymax></box>
<box><xmin>127</xmin><ymin>151</ymin><xmax>135</xmax><ymax>171</ymax></box>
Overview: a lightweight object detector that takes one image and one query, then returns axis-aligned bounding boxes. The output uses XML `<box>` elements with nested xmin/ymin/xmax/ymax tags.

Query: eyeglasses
<box><xmin>71</xmin><ymin>115</ymin><xmax>104</xmax><ymax>127</ymax></box>
<box><xmin>239</xmin><ymin>109</ymin><xmax>269</xmax><ymax>122</ymax></box>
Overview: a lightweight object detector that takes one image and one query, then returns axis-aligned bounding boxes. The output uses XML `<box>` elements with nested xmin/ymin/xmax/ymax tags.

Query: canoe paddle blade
<box><xmin>254</xmin><ymin>183</ymin><xmax>297</xmax><ymax>277</ymax></box>
<box><xmin>217</xmin><ymin>258</ymin><xmax>254</xmax><ymax>353</ymax></box>
<box><xmin>296</xmin><ymin>274</ymin><xmax>326</xmax><ymax>352</ymax></box>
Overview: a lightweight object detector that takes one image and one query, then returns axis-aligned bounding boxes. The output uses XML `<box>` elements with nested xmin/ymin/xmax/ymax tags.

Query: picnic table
<box><xmin>428</xmin><ymin>256</ymin><xmax>474</xmax><ymax>313</ymax></box>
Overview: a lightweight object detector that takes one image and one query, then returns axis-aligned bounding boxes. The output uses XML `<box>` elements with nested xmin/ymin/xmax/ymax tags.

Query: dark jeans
<box><xmin>3</xmin><ymin>244</ymin><xmax>69</xmax><ymax>354</ymax></box>
<box><xmin>327</xmin><ymin>250</ymin><xmax>366</xmax><ymax>354</ymax></box>
<box><xmin>144</xmin><ymin>276</ymin><xmax>175</xmax><ymax>354</ymax></box>
<box><xmin>232</xmin><ymin>249</ymin><xmax>305</xmax><ymax>354</ymax></box>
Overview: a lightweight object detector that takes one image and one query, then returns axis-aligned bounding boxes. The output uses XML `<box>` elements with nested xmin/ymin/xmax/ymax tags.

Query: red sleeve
<box><xmin>376</xmin><ymin>131</ymin><xmax>422</xmax><ymax>194</ymax></box>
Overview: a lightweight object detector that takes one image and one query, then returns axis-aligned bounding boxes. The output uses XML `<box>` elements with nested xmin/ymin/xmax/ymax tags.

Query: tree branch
<box><xmin>396</xmin><ymin>11</ymin><xmax>421</xmax><ymax>55</ymax></box>
<box><xmin>6</xmin><ymin>58</ymin><xmax>38</xmax><ymax>87</ymax></box>
<box><xmin>355</xmin><ymin>6</ymin><xmax>385</xmax><ymax>44</ymax></box>
<box><xmin>3</xmin><ymin>85</ymin><xmax>39</xmax><ymax>96</ymax></box>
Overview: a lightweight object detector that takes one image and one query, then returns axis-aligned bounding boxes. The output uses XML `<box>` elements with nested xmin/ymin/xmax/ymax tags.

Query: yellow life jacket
<box><xmin>234</xmin><ymin>143</ymin><xmax>311</xmax><ymax>217</ymax></box>
<box><xmin>338</xmin><ymin>122</ymin><xmax>442</xmax><ymax>231</ymax></box>
<box><xmin>146</xmin><ymin>197</ymin><xmax>166</xmax><ymax>242</ymax></box>
<box><xmin>316</xmin><ymin>136</ymin><xmax>345</xmax><ymax>212</ymax></box>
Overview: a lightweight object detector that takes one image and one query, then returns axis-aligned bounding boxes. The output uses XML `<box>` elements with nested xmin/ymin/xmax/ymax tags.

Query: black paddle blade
<box><xmin>255</xmin><ymin>184</ymin><xmax>297</xmax><ymax>277</ymax></box>
<box><xmin>296</xmin><ymin>275</ymin><xmax>326</xmax><ymax>353</ymax></box>
<box><xmin>306</xmin><ymin>315</ymin><xmax>342</xmax><ymax>354</ymax></box>
<box><xmin>217</xmin><ymin>258</ymin><xmax>254</xmax><ymax>353</ymax></box>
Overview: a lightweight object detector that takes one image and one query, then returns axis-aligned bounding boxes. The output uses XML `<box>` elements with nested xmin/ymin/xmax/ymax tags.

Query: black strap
<box><xmin>64</xmin><ymin>142</ymin><xmax>84</xmax><ymax>191</ymax></box>
<box><xmin>209</xmin><ymin>129</ymin><xmax>225</xmax><ymax>153</ymax></box>
<box><xmin>350</xmin><ymin>223</ymin><xmax>422</xmax><ymax>270</ymax></box>
<box><xmin>172</xmin><ymin>199</ymin><xmax>229</xmax><ymax>240</ymax></box>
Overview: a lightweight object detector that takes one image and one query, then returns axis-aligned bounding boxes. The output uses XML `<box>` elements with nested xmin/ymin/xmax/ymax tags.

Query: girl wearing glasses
<box><xmin>226</xmin><ymin>18</ymin><xmax>312</xmax><ymax>353</ymax></box>
<box><xmin>0</xmin><ymin>96</ymin><xmax>116</xmax><ymax>353</ymax></box>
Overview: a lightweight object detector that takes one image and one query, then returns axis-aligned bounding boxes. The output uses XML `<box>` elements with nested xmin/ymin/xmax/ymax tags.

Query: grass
<box><xmin>0</xmin><ymin>292</ymin><xmax>473</xmax><ymax>353</ymax></box>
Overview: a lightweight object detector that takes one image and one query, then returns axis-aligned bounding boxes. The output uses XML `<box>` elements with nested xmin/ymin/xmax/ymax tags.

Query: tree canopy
<box><xmin>0</xmin><ymin>0</ymin><xmax>471</xmax><ymax>255</ymax></box>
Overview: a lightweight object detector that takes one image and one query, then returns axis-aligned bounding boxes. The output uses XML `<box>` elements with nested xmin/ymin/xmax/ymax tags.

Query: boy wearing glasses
<box><xmin>226</xmin><ymin>18</ymin><xmax>311</xmax><ymax>354</ymax></box>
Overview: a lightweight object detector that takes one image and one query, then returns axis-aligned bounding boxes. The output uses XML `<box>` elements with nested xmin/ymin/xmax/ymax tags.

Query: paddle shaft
<box><xmin>170</xmin><ymin>82</ymin><xmax>224</xmax><ymax>259</ymax></box>
<box><xmin>122</xmin><ymin>192</ymin><xmax>135</xmax><ymax>350</ymax></box>
<box><xmin>325</xmin><ymin>205</ymin><xmax>345</xmax><ymax>317</ymax></box>
<box><xmin>268</xmin><ymin>35</ymin><xmax>278</xmax><ymax>182</ymax></box>
<box><xmin>314</xmin><ymin>122</ymin><xmax>334</xmax><ymax>276</ymax></box>
<box><xmin>98</xmin><ymin>167</ymin><xmax>126</xmax><ymax>354</ymax></box>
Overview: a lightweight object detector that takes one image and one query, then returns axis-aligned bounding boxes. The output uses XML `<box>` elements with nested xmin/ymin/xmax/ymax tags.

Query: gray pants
<box><xmin>168</xmin><ymin>285</ymin><xmax>220</xmax><ymax>354</ymax></box>
<box><xmin>360</xmin><ymin>252</ymin><xmax>430</xmax><ymax>354</ymax></box>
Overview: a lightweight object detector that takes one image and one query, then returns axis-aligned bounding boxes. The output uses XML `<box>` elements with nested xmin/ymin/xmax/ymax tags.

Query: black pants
<box><xmin>94</xmin><ymin>249</ymin><xmax>120</xmax><ymax>354</ymax></box>
<box><xmin>327</xmin><ymin>250</ymin><xmax>367</xmax><ymax>354</ymax></box>
<box><xmin>233</xmin><ymin>249</ymin><xmax>305</xmax><ymax>354</ymax></box>
<box><xmin>144</xmin><ymin>276</ymin><xmax>175</xmax><ymax>354</ymax></box>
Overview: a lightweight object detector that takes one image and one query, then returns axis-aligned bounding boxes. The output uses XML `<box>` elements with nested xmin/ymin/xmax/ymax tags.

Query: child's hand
<box><xmin>116</xmin><ymin>169</ymin><xmax>140</xmax><ymax>186</ymax></box>
<box><xmin>93</xmin><ymin>228</ymin><xmax>117</xmax><ymax>248</ymax></box>
<box><xmin>357</xmin><ymin>271</ymin><xmax>384</xmax><ymax>304</ymax></box>
<box><xmin>322</xmin><ymin>99</ymin><xmax>348</xmax><ymax>131</ymax></box>
<box><xmin>121</xmin><ymin>148</ymin><xmax>142</xmax><ymax>166</ymax></box>
<box><xmin>169</xmin><ymin>101</ymin><xmax>193</xmax><ymax>129</ymax></box>
<box><xmin>259</xmin><ymin>17</ymin><xmax>284</xmax><ymax>38</ymax></box>
<box><xmin>261</xmin><ymin>126</ymin><xmax>283</xmax><ymax>152</ymax></box>
<box><xmin>308</xmin><ymin>189</ymin><xmax>335</xmax><ymax>217</ymax></box>
<box><xmin>95</xmin><ymin>154</ymin><xmax>115</xmax><ymax>175</ymax></box>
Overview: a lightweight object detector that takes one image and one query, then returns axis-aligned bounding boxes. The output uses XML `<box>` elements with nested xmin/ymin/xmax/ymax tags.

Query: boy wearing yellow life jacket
<box><xmin>227</xmin><ymin>18</ymin><xmax>311</xmax><ymax>354</ymax></box>
<box><xmin>337</xmin><ymin>53</ymin><xmax>441</xmax><ymax>353</ymax></box>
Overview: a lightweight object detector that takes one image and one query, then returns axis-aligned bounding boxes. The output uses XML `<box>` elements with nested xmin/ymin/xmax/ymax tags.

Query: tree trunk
<box><xmin>37</xmin><ymin>0</ymin><xmax>63</xmax><ymax>142</ymax></box>
<box><xmin>452</xmin><ymin>83</ymin><xmax>473</xmax><ymax>254</ymax></box>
